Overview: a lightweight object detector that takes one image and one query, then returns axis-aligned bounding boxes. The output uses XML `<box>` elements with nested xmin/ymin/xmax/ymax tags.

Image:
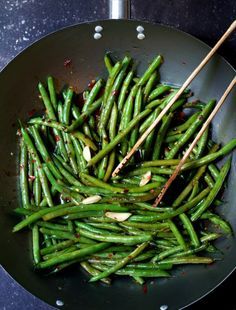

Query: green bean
<box><xmin>179</xmin><ymin>213</ymin><xmax>200</xmax><ymax>247</ymax></box>
<box><xmin>81</xmin><ymin>261</ymin><xmax>111</xmax><ymax>284</ymax></box>
<box><xmin>130</xmin><ymin>87</ymin><xmax>143</xmax><ymax>147</ymax></box>
<box><xmin>38</xmin><ymin>82</ymin><xmax>56</xmax><ymax>120</ymax></box>
<box><xmin>98</xmin><ymin>130</ymin><xmax>109</xmax><ymax>179</ymax></box>
<box><xmin>68</xmin><ymin>97</ymin><xmax>102</xmax><ymax>131</ymax></box>
<box><xmin>204</xmin><ymin>173</ymin><xmax>214</xmax><ymax>188</ymax></box>
<box><xmin>167</xmin><ymin>112</ymin><xmax>200</xmax><ymax>136</ymax></box>
<box><xmin>88</xmin><ymin>223</ymin><xmax>123</xmax><ymax>232</ymax></box>
<box><xmin>75</xmin><ymin>222</ymin><xmax>115</xmax><ymax>235</ymax></box>
<box><xmin>39</xmin><ymin>227</ymin><xmax>76</xmax><ymax>240</ymax></box>
<box><xmin>89</xmin><ymin>242</ymin><xmax>149</xmax><ymax>282</ymax></box>
<box><xmin>137</xmin><ymin>55</ymin><xmax>163</xmax><ymax>86</ymax></box>
<box><xmin>33</xmin><ymin>161</ymin><xmax>42</xmax><ymax>206</ymax></box>
<box><xmin>208</xmin><ymin>164</ymin><xmax>220</xmax><ymax>180</ymax></box>
<box><xmin>129</xmin><ymin>187</ymin><xmax>210</xmax><ymax>222</ymax></box>
<box><xmin>20</xmin><ymin>140</ymin><xmax>30</xmax><ymax>208</ymax></box>
<box><xmin>37</xmin><ymin>221</ymin><xmax>69</xmax><ymax>232</ymax></box>
<box><xmin>191</xmin><ymin>159</ymin><xmax>231</xmax><ymax>221</ymax></box>
<box><xmin>40</xmin><ymin>236</ymin><xmax>95</xmax><ymax>255</ymax></box>
<box><xmin>82</xmin><ymin>79</ymin><xmax>103</xmax><ymax>112</ymax></box>
<box><xmin>78</xmin><ymin>228</ymin><xmax>152</xmax><ymax>245</ymax></box>
<box><xmin>47</xmin><ymin>76</ymin><xmax>57</xmax><ymax>110</ymax></box>
<box><xmin>152</xmin><ymin>113</ymin><xmax>173</xmax><ymax>160</ymax></box>
<box><xmin>141</xmin><ymin>159</ymin><xmax>180</xmax><ymax>167</ymax></box>
<box><xmin>160</xmin><ymin>256</ymin><xmax>213</xmax><ymax>265</ymax></box>
<box><xmin>12</xmin><ymin>202</ymin><xmax>74</xmax><ymax>232</ymax></box>
<box><xmin>104</xmin><ymin>61</ymin><xmax>123</xmax><ymax>105</ymax></box>
<box><xmin>126</xmin><ymin>167</ymin><xmax>173</xmax><ymax>177</ymax></box>
<box><xmin>121</xmin><ymin>222</ymin><xmax>169</xmax><ymax>230</ymax></box>
<box><xmin>36</xmin><ymin>242</ymin><xmax>111</xmax><ymax>269</ymax></box>
<box><xmin>188</xmin><ymin>181</ymin><xmax>199</xmax><ymax>201</ymax></box>
<box><xmin>43</xmin><ymin>204</ymin><xmax>128</xmax><ymax>221</ymax></box>
<box><xmin>80</xmin><ymin>173</ymin><xmax>124</xmax><ymax>193</ymax></box>
<box><xmin>147</xmin><ymin>85</ymin><xmax>171</xmax><ymax>102</ymax></box>
<box><xmin>104</xmin><ymin>53</ymin><xmax>113</xmax><ymax>74</ymax></box>
<box><xmin>108</xmin><ymin>102</ymin><xmax>118</xmax><ymax>141</ymax></box>
<box><xmin>99</xmin><ymin>57</ymin><xmax>131</xmax><ymax>134</ymax></box>
<box><xmin>32</xmin><ymin>225</ymin><xmax>40</xmax><ymax>264</ymax></box>
<box><xmin>43</xmin><ymin>165</ymin><xmax>83</xmax><ymax>201</ymax></box>
<box><xmin>182</xmin><ymin>139</ymin><xmax>236</xmax><ymax>170</ymax></box>
<box><xmin>28</xmin><ymin>117</ymin><xmax>66</xmax><ymax>131</ymax></box>
<box><xmin>71</xmin><ymin>131</ymin><xmax>97</xmax><ymax>151</ymax></box>
<box><xmin>118</xmin><ymin>71</ymin><xmax>134</xmax><ymax>111</ymax></box>
<box><xmin>143</xmin><ymin>71</ymin><xmax>158</xmax><ymax>102</ymax></box>
<box><xmin>139</xmin><ymin>107</ymin><xmax>161</xmax><ymax>134</ymax></box>
<box><xmin>63</xmin><ymin>87</ymin><xmax>74</xmax><ymax>125</ymax></box>
<box><xmin>88</xmin><ymin>109</ymin><xmax>151</xmax><ymax>166</ymax></box>
<box><xmin>52</xmin><ymin>156</ymin><xmax>81</xmax><ymax>186</ymax></box>
<box><xmin>201</xmin><ymin>212</ymin><xmax>232</xmax><ymax>235</ymax></box>
<box><xmin>167</xmin><ymin>100</ymin><xmax>216</xmax><ymax>159</ymax></box>
<box><xmin>126</xmin><ymin>263</ymin><xmax>173</xmax><ymax>270</ymax></box>
<box><xmin>195</xmin><ymin>126</ymin><xmax>209</xmax><ymax>158</ymax></box>
<box><xmin>168</xmin><ymin>220</ymin><xmax>187</xmax><ymax>250</ymax></box>
<box><xmin>21</xmin><ymin>127</ymin><xmax>53</xmax><ymax>207</ymax></box>
<box><xmin>145</xmin><ymin>99</ymin><xmax>163</xmax><ymax>109</ymax></box>
<box><xmin>70</xmin><ymin>135</ymin><xmax>87</xmax><ymax>173</ymax></box>
<box><xmin>143</xmin><ymin>108</ymin><xmax>160</xmax><ymax>159</ymax></box>
<box><xmin>53</xmin><ymin>154</ymin><xmax>75</xmax><ymax>175</ymax></box>
<box><xmin>28</xmin><ymin>152</ymin><xmax>34</xmax><ymax>192</ymax></box>
<box><xmin>31</xmin><ymin>126</ymin><xmax>62</xmax><ymax>179</ymax></box>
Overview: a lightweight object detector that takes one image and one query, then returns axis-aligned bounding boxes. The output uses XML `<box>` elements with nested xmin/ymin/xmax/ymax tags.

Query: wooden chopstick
<box><xmin>112</xmin><ymin>20</ymin><xmax>236</xmax><ymax>177</ymax></box>
<box><xmin>153</xmin><ymin>76</ymin><xmax>236</xmax><ymax>207</ymax></box>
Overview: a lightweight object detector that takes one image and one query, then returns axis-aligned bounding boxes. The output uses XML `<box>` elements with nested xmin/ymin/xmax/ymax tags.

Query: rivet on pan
<box><xmin>94</xmin><ymin>32</ymin><xmax>102</xmax><ymax>40</ymax></box>
<box><xmin>137</xmin><ymin>33</ymin><xmax>145</xmax><ymax>40</ymax></box>
<box><xmin>56</xmin><ymin>300</ymin><xmax>64</xmax><ymax>307</ymax></box>
<box><xmin>95</xmin><ymin>25</ymin><xmax>103</xmax><ymax>32</ymax></box>
<box><xmin>136</xmin><ymin>25</ymin><xmax>144</xmax><ymax>33</ymax></box>
<box><xmin>160</xmin><ymin>305</ymin><xmax>168</xmax><ymax>310</ymax></box>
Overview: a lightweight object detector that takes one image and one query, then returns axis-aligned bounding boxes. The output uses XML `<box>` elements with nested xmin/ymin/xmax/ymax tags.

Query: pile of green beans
<box><xmin>14</xmin><ymin>53</ymin><xmax>235</xmax><ymax>285</ymax></box>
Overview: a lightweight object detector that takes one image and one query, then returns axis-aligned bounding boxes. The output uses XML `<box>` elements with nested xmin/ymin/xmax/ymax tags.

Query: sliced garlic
<box><xmin>139</xmin><ymin>171</ymin><xmax>152</xmax><ymax>187</ymax></box>
<box><xmin>105</xmin><ymin>212</ymin><xmax>132</xmax><ymax>222</ymax></box>
<box><xmin>83</xmin><ymin>146</ymin><xmax>91</xmax><ymax>162</ymax></box>
<box><xmin>82</xmin><ymin>195</ymin><xmax>102</xmax><ymax>204</ymax></box>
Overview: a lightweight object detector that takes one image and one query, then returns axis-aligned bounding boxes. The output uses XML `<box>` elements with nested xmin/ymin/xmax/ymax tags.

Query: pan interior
<box><xmin>0</xmin><ymin>20</ymin><xmax>235</xmax><ymax>310</ymax></box>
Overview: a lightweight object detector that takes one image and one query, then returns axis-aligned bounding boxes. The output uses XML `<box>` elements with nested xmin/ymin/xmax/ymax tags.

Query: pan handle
<box><xmin>109</xmin><ymin>0</ymin><xmax>131</xmax><ymax>19</ymax></box>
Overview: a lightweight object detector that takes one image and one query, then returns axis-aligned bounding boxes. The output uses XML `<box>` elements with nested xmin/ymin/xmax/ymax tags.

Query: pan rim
<box><xmin>0</xmin><ymin>18</ymin><xmax>236</xmax><ymax>310</ymax></box>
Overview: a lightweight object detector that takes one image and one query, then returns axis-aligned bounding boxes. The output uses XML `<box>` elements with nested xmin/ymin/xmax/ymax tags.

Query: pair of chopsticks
<box><xmin>112</xmin><ymin>20</ymin><xmax>236</xmax><ymax>207</ymax></box>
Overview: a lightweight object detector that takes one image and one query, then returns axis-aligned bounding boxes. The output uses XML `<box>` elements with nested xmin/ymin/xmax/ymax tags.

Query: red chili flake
<box><xmin>28</xmin><ymin>175</ymin><xmax>36</xmax><ymax>182</ymax></box>
<box><xmin>32</xmin><ymin>159</ymin><xmax>36</xmax><ymax>163</ymax></box>
<box><xmin>176</xmin><ymin>111</ymin><xmax>185</xmax><ymax>121</ymax></box>
<box><xmin>64</xmin><ymin>58</ymin><xmax>72</xmax><ymax>67</ymax></box>
<box><xmin>75</xmin><ymin>233</ymin><xmax>80</xmax><ymax>238</ymax></box>
<box><xmin>88</xmin><ymin>80</ymin><xmax>96</xmax><ymax>90</ymax></box>
<box><xmin>123</xmin><ymin>189</ymin><xmax>129</xmax><ymax>193</ymax></box>
<box><xmin>142</xmin><ymin>284</ymin><xmax>148</xmax><ymax>294</ymax></box>
<box><xmin>28</xmin><ymin>108</ymin><xmax>37</xmax><ymax>117</ymax></box>
<box><xmin>54</xmin><ymin>135</ymin><xmax>60</xmax><ymax>142</ymax></box>
<box><xmin>150</xmin><ymin>189</ymin><xmax>155</xmax><ymax>193</ymax></box>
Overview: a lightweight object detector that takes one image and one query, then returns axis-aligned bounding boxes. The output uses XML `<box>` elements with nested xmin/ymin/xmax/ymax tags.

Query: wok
<box><xmin>0</xmin><ymin>1</ymin><xmax>235</xmax><ymax>309</ymax></box>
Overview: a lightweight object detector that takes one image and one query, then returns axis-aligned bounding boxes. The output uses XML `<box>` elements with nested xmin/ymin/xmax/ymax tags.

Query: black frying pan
<box><xmin>0</xmin><ymin>1</ymin><xmax>236</xmax><ymax>309</ymax></box>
